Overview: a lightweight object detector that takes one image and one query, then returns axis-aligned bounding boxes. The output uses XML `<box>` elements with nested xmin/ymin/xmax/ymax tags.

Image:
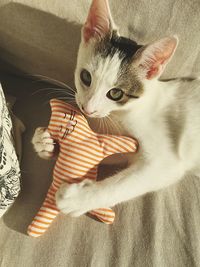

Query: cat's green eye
<box><xmin>80</xmin><ymin>69</ymin><xmax>92</xmax><ymax>87</ymax></box>
<box><xmin>107</xmin><ymin>88</ymin><xmax>124</xmax><ymax>101</ymax></box>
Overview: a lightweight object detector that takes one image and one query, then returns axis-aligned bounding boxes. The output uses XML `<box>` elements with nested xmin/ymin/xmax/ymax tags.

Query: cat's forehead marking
<box><xmin>95</xmin><ymin>31</ymin><xmax>142</xmax><ymax>61</ymax></box>
<box><xmin>93</xmin><ymin>33</ymin><xmax>144</xmax><ymax>104</ymax></box>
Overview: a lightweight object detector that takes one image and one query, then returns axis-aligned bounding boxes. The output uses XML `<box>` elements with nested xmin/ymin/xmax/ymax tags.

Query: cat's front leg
<box><xmin>56</xmin><ymin>156</ymin><xmax>185</xmax><ymax>217</ymax></box>
<box><xmin>56</xmin><ymin>168</ymin><xmax>137</xmax><ymax>217</ymax></box>
<box><xmin>32</xmin><ymin>127</ymin><xmax>56</xmax><ymax>159</ymax></box>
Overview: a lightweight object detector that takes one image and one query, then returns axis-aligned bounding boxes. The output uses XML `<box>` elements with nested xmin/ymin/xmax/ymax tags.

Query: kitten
<box><xmin>33</xmin><ymin>0</ymin><xmax>200</xmax><ymax>217</ymax></box>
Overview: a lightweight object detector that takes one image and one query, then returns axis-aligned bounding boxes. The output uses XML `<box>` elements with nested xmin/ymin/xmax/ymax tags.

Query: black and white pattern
<box><xmin>0</xmin><ymin>84</ymin><xmax>21</xmax><ymax>215</ymax></box>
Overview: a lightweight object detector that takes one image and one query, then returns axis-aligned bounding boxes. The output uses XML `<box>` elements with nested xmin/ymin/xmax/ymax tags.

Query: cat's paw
<box><xmin>56</xmin><ymin>180</ymin><xmax>97</xmax><ymax>217</ymax></box>
<box><xmin>32</xmin><ymin>127</ymin><xmax>55</xmax><ymax>159</ymax></box>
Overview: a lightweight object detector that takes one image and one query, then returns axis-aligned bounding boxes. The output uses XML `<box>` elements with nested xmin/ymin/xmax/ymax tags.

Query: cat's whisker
<box><xmin>105</xmin><ymin>116</ymin><xmax>122</xmax><ymax>135</ymax></box>
<box><xmin>45</xmin><ymin>88</ymin><xmax>75</xmax><ymax>96</ymax></box>
<box><xmin>96</xmin><ymin>118</ymin><xmax>101</xmax><ymax>133</ymax></box>
<box><xmin>28</xmin><ymin>74</ymin><xmax>76</xmax><ymax>93</ymax></box>
<box><xmin>27</xmin><ymin>74</ymin><xmax>65</xmax><ymax>87</ymax></box>
<box><xmin>96</xmin><ymin>118</ymin><xmax>100</xmax><ymax>133</ymax></box>
<box><xmin>29</xmin><ymin>74</ymin><xmax>69</xmax><ymax>88</ymax></box>
<box><xmin>32</xmin><ymin>87</ymin><xmax>75</xmax><ymax>97</ymax></box>
<box><xmin>103</xmin><ymin>116</ymin><xmax>112</xmax><ymax>134</ymax></box>
<box><xmin>104</xmin><ymin>117</ymin><xmax>126</xmax><ymax>159</ymax></box>
<box><xmin>112</xmin><ymin>119</ymin><xmax>122</xmax><ymax>135</ymax></box>
<box><xmin>41</xmin><ymin>96</ymin><xmax>76</xmax><ymax>107</ymax></box>
<box><xmin>101</xmin><ymin>117</ymin><xmax>107</xmax><ymax>134</ymax></box>
<box><xmin>102</xmin><ymin>118</ymin><xmax>106</xmax><ymax>134</ymax></box>
<box><xmin>45</xmin><ymin>91</ymin><xmax>75</xmax><ymax>98</ymax></box>
<box><xmin>56</xmin><ymin>96</ymin><xmax>76</xmax><ymax>101</ymax></box>
<box><xmin>103</xmin><ymin>117</ymin><xmax>109</xmax><ymax>134</ymax></box>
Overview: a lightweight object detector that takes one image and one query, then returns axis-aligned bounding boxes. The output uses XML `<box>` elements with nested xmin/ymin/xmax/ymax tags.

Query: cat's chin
<box><xmin>85</xmin><ymin>114</ymin><xmax>108</xmax><ymax>119</ymax></box>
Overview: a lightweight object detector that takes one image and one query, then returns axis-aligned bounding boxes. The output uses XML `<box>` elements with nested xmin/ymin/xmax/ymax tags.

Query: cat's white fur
<box><xmin>32</xmin><ymin>0</ymin><xmax>200</xmax><ymax>217</ymax></box>
<box><xmin>54</xmin><ymin>77</ymin><xmax>200</xmax><ymax>217</ymax></box>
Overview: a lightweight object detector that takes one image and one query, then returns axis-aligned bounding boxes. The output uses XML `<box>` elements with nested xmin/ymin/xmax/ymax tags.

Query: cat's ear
<box><xmin>135</xmin><ymin>36</ymin><xmax>178</xmax><ymax>80</ymax></box>
<box><xmin>82</xmin><ymin>0</ymin><xmax>114</xmax><ymax>43</ymax></box>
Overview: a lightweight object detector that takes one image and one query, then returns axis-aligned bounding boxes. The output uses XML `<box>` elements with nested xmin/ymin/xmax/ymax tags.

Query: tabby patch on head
<box><xmin>95</xmin><ymin>31</ymin><xmax>144</xmax><ymax>104</ymax></box>
<box><xmin>96</xmin><ymin>31</ymin><xmax>142</xmax><ymax>61</ymax></box>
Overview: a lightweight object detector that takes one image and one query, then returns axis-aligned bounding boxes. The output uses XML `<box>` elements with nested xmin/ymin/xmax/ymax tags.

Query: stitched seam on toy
<box><xmin>61</xmin><ymin>110</ymin><xmax>77</xmax><ymax>139</ymax></box>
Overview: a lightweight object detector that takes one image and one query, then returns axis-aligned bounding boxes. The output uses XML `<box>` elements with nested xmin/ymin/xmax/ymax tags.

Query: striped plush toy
<box><xmin>27</xmin><ymin>99</ymin><xmax>138</xmax><ymax>237</ymax></box>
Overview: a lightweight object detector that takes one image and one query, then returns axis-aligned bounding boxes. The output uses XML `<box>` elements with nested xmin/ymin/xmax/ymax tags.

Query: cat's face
<box><xmin>75</xmin><ymin>33</ymin><xmax>144</xmax><ymax>118</ymax></box>
<box><xmin>74</xmin><ymin>0</ymin><xmax>178</xmax><ymax>118</ymax></box>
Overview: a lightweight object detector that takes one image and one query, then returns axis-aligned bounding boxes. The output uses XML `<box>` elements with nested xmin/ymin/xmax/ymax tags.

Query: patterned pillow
<box><xmin>0</xmin><ymin>84</ymin><xmax>21</xmax><ymax>216</ymax></box>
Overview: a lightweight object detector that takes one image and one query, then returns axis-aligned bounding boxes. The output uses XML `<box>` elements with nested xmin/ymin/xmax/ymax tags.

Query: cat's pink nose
<box><xmin>82</xmin><ymin>105</ymin><xmax>96</xmax><ymax>116</ymax></box>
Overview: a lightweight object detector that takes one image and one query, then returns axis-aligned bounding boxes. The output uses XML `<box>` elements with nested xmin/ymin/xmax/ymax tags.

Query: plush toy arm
<box><xmin>47</xmin><ymin>123</ymin><xmax>59</xmax><ymax>142</ymax></box>
<box><xmin>47</xmin><ymin>98</ymin><xmax>70</xmax><ymax>142</ymax></box>
<box><xmin>97</xmin><ymin>134</ymin><xmax>138</xmax><ymax>157</ymax></box>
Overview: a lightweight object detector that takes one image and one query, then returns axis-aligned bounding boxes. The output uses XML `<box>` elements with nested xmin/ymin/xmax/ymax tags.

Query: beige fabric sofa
<box><xmin>0</xmin><ymin>1</ymin><xmax>200</xmax><ymax>266</ymax></box>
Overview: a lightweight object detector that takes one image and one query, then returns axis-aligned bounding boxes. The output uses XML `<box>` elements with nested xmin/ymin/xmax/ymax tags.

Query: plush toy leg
<box><xmin>89</xmin><ymin>208</ymin><xmax>115</xmax><ymax>224</ymax></box>
<box><xmin>27</xmin><ymin>185</ymin><xmax>59</xmax><ymax>237</ymax></box>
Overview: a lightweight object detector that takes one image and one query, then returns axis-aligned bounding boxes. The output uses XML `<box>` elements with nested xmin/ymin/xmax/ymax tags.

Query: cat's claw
<box><xmin>56</xmin><ymin>180</ymin><xmax>98</xmax><ymax>217</ymax></box>
<box><xmin>32</xmin><ymin>127</ymin><xmax>55</xmax><ymax>159</ymax></box>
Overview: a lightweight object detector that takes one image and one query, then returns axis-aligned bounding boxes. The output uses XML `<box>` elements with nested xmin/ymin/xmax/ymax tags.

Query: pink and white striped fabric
<box><xmin>27</xmin><ymin>99</ymin><xmax>138</xmax><ymax>237</ymax></box>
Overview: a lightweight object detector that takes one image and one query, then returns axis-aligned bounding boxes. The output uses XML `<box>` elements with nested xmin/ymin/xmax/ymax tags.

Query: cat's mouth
<box><xmin>81</xmin><ymin>109</ymin><xmax>102</xmax><ymax>118</ymax></box>
<box><xmin>76</xmin><ymin>101</ymin><xmax>100</xmax><ymax>118</ymax></box>
<box><xmin>80</xmin><ymin>106</ymin><xmax>107</xmax><ymax>118</ymax></box>
<box><xmin>75</xmin><ymin>97</ymin><xmax>108</xmax><ymax>118</ymax></box>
